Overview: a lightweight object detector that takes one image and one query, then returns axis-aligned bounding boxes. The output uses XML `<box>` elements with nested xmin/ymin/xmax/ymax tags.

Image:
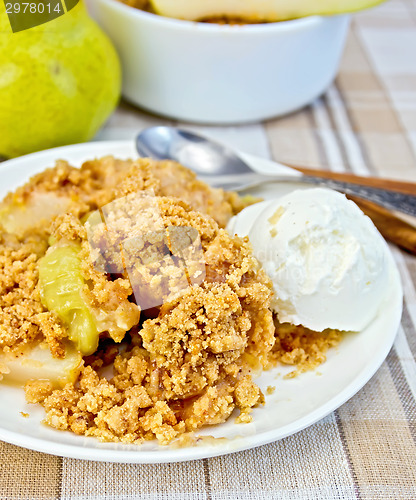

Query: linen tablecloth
<box><xmin>1</xmin><ymin>1</ymin><xmax>416</xmax><ymax>498</ymax></box>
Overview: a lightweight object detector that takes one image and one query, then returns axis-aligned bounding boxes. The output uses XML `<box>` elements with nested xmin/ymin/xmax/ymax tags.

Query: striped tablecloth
<box><xmin>1</xmin><ymin>1</ymin><xmax>416</xmax><ymax>498</ymax></box>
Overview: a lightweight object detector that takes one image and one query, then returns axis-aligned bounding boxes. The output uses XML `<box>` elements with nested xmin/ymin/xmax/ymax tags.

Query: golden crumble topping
<box><xmin>0</xmin><ymin>233</ymin><xmax>66</xmax><ymax>358</ymax></box>
<box><xmin>0</xmin><ymin>156</ymin><xmax>342</xmax><ymax>444</ymax></box>
<box><xmin>269</xmin><ymin>321</ymin><xmax>343</xmax><ymax>378</ymax></box>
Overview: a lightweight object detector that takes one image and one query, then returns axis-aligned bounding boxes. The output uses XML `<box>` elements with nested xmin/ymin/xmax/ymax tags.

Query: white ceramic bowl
<box><xmin>91</xmin><ymin>0</ymin><xmax>350</xmax><ymax>124</ymax></box>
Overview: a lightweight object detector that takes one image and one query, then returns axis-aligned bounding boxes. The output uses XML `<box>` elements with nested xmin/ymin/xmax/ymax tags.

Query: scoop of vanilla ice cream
<box><xmin>227</xmin><ymin>187</ymin><xmax>389</xmax><ymax>332</ymax></box>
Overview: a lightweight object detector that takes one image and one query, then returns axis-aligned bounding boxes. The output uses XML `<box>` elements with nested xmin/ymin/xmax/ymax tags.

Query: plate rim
<box><xmin>0</xmin><ymin>140</ymin><xmax>403</xmax><ymax>463</ymax></box>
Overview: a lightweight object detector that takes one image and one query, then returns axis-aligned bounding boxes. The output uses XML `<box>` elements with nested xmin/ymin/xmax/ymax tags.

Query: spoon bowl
<box><xmin>136</xmin><ymin>127</ymin><xmax>252</xmax><ymax>176</ymax></box>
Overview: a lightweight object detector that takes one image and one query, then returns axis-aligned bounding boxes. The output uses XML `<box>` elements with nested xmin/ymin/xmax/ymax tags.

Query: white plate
<box><xmin>0</xmin><ymin>141</ymin><xmax>403</xmax><ymax>463</ymax></box>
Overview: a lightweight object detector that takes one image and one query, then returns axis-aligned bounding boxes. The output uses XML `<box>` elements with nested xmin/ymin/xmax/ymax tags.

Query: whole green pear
<box><xmin>0</xmin><ymin>1</ymin><xmax>121</xmax><ymax>158</ymax></box>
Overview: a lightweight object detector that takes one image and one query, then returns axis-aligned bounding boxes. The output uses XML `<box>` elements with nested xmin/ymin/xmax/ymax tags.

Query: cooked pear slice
<box><xmin>0</xmin><ymin>342</ymin><xmax>82</xmax><ymax>387</ymax></box>
<box><xmin>150</xmin><ymin>0</ymin><xmax>385</xmax><ymax>21</ymax></box>
<box><xmin>0</xmin><ymin>192</ymin><xmax>71</xmax><ymax>237</ymax></box>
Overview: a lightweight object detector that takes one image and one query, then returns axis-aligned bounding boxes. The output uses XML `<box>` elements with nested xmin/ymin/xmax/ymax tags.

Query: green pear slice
<box><xmin>150</xmin><ymin>0</ymin><xmax>385</xmax><ymax>21</ymax></box>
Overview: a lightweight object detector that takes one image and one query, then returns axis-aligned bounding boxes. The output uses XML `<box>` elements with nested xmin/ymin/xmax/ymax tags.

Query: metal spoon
<box><xmin>136</xmin><ymin>126</ymin><xmax>416</xmax><ymax>218</ymax></box>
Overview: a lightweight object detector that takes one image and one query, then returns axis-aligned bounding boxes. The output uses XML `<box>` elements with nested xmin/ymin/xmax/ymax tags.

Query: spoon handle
<box><xmin>291</xmin><ymin>165</ymin><xmax>416</xmax><ymax>195</ymax></box>
<box><xmin>301</xmin><ymin>175</ymin><xmax>416</xmax><ymax>218</ymax></box>
<box><xmin>209</xmin><ymin>173</ymin><xmax>416</xmax><ymax>218</ymax></box>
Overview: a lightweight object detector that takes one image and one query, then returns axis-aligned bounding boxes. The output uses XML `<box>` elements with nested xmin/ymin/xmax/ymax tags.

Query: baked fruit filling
<box><xmin>0</xmin><ymin>157</ymin><xmax>340</xmax><ymax>444</ymax></box>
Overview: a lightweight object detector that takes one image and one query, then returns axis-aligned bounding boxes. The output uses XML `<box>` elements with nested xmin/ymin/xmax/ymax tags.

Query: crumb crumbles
<box><xmin>0</xmin><ymin>157</ymin><xmax>342</xmax><ymax>444</ymax></box>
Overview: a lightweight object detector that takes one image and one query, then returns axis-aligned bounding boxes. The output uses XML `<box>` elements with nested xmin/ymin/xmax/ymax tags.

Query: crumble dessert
<box><xmin>0</xmin><ymin>157</ymin><xmax>342</xmax><ymax>444</ymax></box>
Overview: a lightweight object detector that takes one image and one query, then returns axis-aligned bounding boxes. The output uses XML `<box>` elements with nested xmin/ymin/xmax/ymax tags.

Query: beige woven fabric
<box><xmin>0</xmin><ymin>441</ymin><xmax>60</xmax><ymax>499</ymax></box>
<box><xmin>2</xmin><ymin>0</ymin><xmax>416</xmax><ymax>498</ymax></box>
